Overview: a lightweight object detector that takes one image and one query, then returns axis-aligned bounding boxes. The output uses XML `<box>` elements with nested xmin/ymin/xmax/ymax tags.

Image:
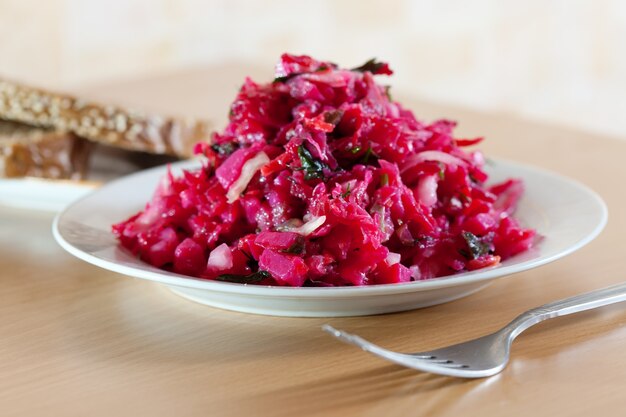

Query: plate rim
<box><xmin>52</xmin><ymin>158</ymin><xmax>608</xmax><ymax>298</ymax></box>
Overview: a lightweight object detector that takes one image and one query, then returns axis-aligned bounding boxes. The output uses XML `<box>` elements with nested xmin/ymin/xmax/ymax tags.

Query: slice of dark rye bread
<box><xmin>0</xmin><ymin>120</ymin><xmax>92</xmax><ymax>179</ymax></box>
<box><xmin>0</xmin><ymin>78</ymin><xmax>211</xmax><ymax>157</ymax></box>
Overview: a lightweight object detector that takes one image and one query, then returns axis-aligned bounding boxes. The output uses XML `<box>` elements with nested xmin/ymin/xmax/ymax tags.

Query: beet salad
<box><xmin>112</xmin><ymin>54</ymin><xmax>536</xmax><ymax>287</ymax></box>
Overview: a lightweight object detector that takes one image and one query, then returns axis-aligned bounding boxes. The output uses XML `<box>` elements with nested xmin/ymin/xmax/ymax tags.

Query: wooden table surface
<box><xmin>2</xmin><ymin>64</ymin><xmax>626</xmax><ymax>417</ymax></box>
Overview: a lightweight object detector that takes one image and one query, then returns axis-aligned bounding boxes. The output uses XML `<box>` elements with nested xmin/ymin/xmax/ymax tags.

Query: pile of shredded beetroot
<box><xmin>113</xmin><ymin>54</ymin><xmax>536</xmax><ymax>287</ymax></box>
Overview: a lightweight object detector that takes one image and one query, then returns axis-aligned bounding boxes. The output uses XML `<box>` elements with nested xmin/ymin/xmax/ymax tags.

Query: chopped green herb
<box><xmin>240</xmin><ymin>250</ymin><xmax>260</xmax><ymax>271</ymax></box>
<box><xmin>241</xmin><ymin>250</ymin><xmax>254</xmax><ymax>262</ymax></box>
<box><xmin>341</xmin><ymin>182</ymin><xmax>352</xmax><ymax>198</ymax></box>
<box><xmin>297</xmin><ymin>145</ymin><xmax>328</xmax><ymax>180</ymax></box>
<box><xmin>360</xmin><ymin>146</ymin><xmax>377</xmax><ymax>164</ymax></box>
<box><xmin>349</xmin><ymin>145</ymin><xmax>362</xmax><ymax>154</ymax></box>
<box><xmin>273</xmin><ymin>74</ymin><xmax>296</xmax><ymax>83</ymax></box>
<box><xmin>462</xmin><ymin>232</ymin><xmax>490</xmax><ymax>259</ymax></box>
<box><xmin>414</xmin><ymin>235</ymin><xmax>435</xmax><ymax>249</ymax></box>
<box><xmin>380</xmin><ymin>173</ymin><xmax>389</xmax><ymax>187</ymax></box>
<box><xmin>274</xmin><ymin>65</ymin><xmax>329</xmax><ymax>83</ymax></box>
<box><xmin>275</xmin><ymin>218</ymin><xmax>303</xmax><ymax>232</ymax></box>
<box><xmin>216</xmin><ymin>270</ymin><xmax>271</xmax><ymax>284</ymax></box>
<box><xmin>323</xmin><ymin>110</ymin><xmax>344</xmax><ymax>126</ymax></box>
<box><xmin>285</xmin><ymin>237</ymin><xmax>305</xmax><ymax>254</ymax></box>
<box><xmin>211</xmin><ymin>142</ymin><xmax>236</xmax><ymax>156</ymax></box>
<box><xmin>315</xmin><ymin>64</ymin><xmax>329</xmax><ymax>72</ymax></box>
<box><xmin>352</xmin><ymin>58</ymin><xmax>386</xmax><ymax>73</ymax></box>
<box><xmin>438</xmin><ymin>163</ymin><xmax>446</xmax><ymax>180</ymax></box>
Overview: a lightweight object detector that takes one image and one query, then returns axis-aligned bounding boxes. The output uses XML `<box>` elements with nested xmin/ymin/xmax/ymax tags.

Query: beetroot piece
<box><xmin>258</xmin><ymin>249</ymin><xmax>308</xmax><ymax>287</ymax></box>
<box><xmin>113</xmin><ymin>53</ymin><xmax>536</xmax><ymax>286</ymax></box>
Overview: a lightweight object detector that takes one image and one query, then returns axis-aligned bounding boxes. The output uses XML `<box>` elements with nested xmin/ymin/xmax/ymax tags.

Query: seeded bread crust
<box><xmin>0</xmin><ymin>79</ymin><xmax>210</xmax><ymax>157</ymax></box>
<box><xmin>0</xmin><ymin>121</ymin><xmax>92</xmax><ymax>179</ymax></box>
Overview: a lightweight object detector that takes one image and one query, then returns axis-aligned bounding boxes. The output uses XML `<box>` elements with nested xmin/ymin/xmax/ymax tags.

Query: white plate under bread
<box><xmin>0</xmin><ymin>178</ymin><xmax>97</xmax><ymax>212</ymax></box>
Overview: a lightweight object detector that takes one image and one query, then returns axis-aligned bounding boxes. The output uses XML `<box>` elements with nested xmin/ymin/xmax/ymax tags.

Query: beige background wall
<box><xmin>1</xmin><ymin>0</ymin><xmax>625</xmax><ymax>138</ymax></box>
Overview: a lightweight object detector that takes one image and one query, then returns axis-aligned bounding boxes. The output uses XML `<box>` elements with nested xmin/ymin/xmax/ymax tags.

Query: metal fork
<box><xmin>323</xmin><ymin>281</ymin><xmax>626</xmax><ymax>378</ymax></box>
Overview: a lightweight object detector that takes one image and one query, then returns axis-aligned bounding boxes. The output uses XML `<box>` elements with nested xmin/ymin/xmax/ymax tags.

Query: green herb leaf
<box><xmin>285</xmin><ymin>237</ymin><xmax>306</xmax><ymax>254</ymax></box>
<box><xmin>297</xmin><ymin>145</ymin><xmax>328</xmax><ymax>180</ymax></box>
<box><xmin>341</xmin><ymin>182</ymin><xmax>352</xmax><ymax>198</ymax></box>
<box><xmin>216</xmin><ymin>270</ymin><xmax>271</xmax><ymax>284</ymax></box>
<box><xmin>352</xmin><ymin>58</ymin><xmax>386</xmax><ymax>73</ymax></box>
<box><xmin>348</xmin><ymin>145</ymin><xmax>362</xmax><ymax>154</ymax></box>
<box><xmin>323</xmin><ymin>110</ymin><xmax>344</xmax><ymax>126</ymax></box>
<box><xmin>438</xmin><ymin>162</ymin><xmax>446</xmax><ymax>180</ymax></box>
<box><xmin>316</xmin><ymin>64</ymin><xmax>329</xmax><ymax>72</ymax></box>
<box><xmin>380</xmin><ymin>173</ymin><xmax>389</xmax><ymax>187</ymax></box>
<box><xmin>275</xmin><ymin>64</ymin><xmax>330</xmax><ymax>83</ymax></box>
<box><xmin>462</xmin><ymin>232</ymin><xmax>490</xmax><ymax>259</ymax></box>
<box><xmin>273</xmin><ymin>74</ymin><xmax>297</xmax><ymax>83</ymax></box>
<box><xmin>360</xmin><ymin>146</ymin><xmax>377</xmax><ymax>164</ymax></box>
<box><xmin>241</xmin><ymin>250</ymin><xmax>259</xmax><ymax>271</ymax></box>
<box><xmin>211</xmin><ymin>142</ymin><xmax>236</xmax><ymax>156</ymax></box>
<box><xmin>275</xmin><ymin>219</ymin><xmax>303</xmax><ymax>232</ymax></box>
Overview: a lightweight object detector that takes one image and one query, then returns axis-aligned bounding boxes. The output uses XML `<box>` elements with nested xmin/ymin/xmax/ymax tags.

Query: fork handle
<box><xmin>505</xmin><ymin>281</ymin><xmax>626</xmax><ymax>339</ymax></box>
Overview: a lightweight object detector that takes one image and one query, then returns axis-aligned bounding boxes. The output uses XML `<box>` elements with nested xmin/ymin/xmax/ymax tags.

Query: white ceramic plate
<box><xmin>53</xmin><ymin>159</ymin><xmax>607</xmax><ymax>317</ymax></box>
<box><xmin>0</xmin><ymin>146</ymin><xmax>179</xmax><ymax>212</ymax></box>
<box><xmin>0</xmin><ymin>178</ymin><xmax>97</xmax><ymax>212</ymax></box>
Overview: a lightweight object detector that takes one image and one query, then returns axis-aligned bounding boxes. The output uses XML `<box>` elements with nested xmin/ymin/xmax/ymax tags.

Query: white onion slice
<box><xmin>226</xmin><ymin>151</ymin><xmax>270</xmax><ymax>203</ymax></box>
<box><xmin>401</xmin><ymin>150</ymin><xmax>466</xmax><ymax>173</ymax></box>
<box><xmin>385</xmin><ymin>251</ymin><xmax>401</xmax><ymax>266</ymax></box>
<box><xmin>410</xmin><ymin>265</ymin><xmax>422</xmax><ymax>280</ymax></box>
<box><xmin>206</xmin><ymin>243</ymin><xmax>233</xmax><ymax>271</ymax></box>
<box><xmin>417</xmin><ymin>174</ymin><xmax>439</xmax><ymax>207</ymax></box>
<box><xmin>289</xmin><ymin>215</ymin><xmax>326</xmax><ymax>236</ymax></box>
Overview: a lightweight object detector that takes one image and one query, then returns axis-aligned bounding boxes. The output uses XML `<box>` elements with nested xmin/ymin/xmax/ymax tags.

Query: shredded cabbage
<box><xmin>113</xmin><ymin>54</ymin><xmax>535</xmax><ymax>286</ymax></box>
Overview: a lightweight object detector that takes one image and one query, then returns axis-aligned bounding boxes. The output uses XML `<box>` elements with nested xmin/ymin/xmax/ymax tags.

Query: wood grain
<box><xmin>1</xmin><ymin>64</ymin><xmax>626</xmax><ymax>417</ymax></box>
